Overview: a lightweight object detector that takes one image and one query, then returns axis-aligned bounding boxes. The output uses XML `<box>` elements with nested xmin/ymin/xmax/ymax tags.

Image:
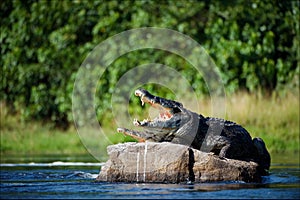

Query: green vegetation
<box><xmin>1</xmin><ymin>0</ymin><xmax>299</xmax><ymax>127</ymax></box>
<box><xmin>0</xmin><ymin>1</ymin><xmax>299</xmax><ymax>158</ymax></box>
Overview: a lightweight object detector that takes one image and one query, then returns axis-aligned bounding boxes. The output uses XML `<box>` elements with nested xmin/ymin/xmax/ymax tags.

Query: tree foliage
<box><xmin>1</xmin><ymin>0</ymin><xmax>299</xmax><ymax>127</ymax></box>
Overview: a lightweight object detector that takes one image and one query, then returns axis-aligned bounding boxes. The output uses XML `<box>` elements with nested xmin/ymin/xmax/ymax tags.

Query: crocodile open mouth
<box><xmin>117</xmin><ymin>88</ymin><xmax>184</xmax><ymax>141</ymax></box>
<box><xmin>133</xmin><ymin>89</ymin><xmax>174</xmax><ymax>127</ymax></box>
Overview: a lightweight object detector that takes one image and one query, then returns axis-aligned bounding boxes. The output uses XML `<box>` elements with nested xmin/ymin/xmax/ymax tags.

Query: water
<box><xmin>1</xmin><ymin>154</ymin><xmax>299</xmax><ymax>199</ymax></box>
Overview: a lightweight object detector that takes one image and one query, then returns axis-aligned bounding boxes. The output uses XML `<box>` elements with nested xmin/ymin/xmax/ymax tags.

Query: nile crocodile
<box><xmin>117</xmin><ymin>89</ymin><xmax>271</xmax><ymax>172</ymax></box>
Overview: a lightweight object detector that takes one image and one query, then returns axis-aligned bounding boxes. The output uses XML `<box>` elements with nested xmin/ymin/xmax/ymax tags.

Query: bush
<box><xmin>1</xmin><ymin>0</ymin><xmax>299</xmax><ymax>127</ymax></box>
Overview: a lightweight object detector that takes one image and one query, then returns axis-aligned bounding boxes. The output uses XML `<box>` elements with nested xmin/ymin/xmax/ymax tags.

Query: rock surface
<box><xmin>96</xmin><ymin>142</ymin><xmax>262</xmax><ymax>183</ymax></box>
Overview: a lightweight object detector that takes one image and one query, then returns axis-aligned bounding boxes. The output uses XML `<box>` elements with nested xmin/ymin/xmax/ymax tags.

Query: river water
<box><xmin>0</xmin><ymin>153</ymin><xmax>299</xmax><ymax>199</ymax></box>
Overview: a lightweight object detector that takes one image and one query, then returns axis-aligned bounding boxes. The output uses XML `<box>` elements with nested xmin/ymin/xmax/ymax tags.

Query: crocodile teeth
<box><xmin>142</xmin><ymin>119</ymin><xmax>150</xmax><ymax>123</ymax></box>
<box><xmin>133</xmin><ymin>118</ymin><xmax>140</xmax><ymax>126</ymax></box>
<box><xmin>141</xmin><ymin>94</ymin><xmax>145</xmax><ymax>106</ymax></box>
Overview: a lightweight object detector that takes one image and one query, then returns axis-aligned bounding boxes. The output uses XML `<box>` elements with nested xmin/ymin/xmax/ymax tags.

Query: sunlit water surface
<box><xmin>0</xmin><ymin>153</ymin><xmax>299</xmax><ymax>199</ymax></box>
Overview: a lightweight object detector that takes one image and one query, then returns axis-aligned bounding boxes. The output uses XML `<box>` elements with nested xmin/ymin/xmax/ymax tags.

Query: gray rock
<box><xmin>96</xmin><ymin>142</ymin><xmax>262</xmax><ymax>183</ymax></box>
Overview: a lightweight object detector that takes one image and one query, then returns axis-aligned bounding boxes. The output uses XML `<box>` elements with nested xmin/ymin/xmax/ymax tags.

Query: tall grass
<box><xmin>229</xmin><ymin>91</ymin><xmax>299</xmax><ymax>154</ymax></box>
<box><xmin>1</xmin><ymin>90</ymin><xmax>299</xmax><ymax>158</ymax></box>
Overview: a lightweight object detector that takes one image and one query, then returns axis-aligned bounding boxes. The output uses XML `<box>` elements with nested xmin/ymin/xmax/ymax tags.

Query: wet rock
<box><xmin>96</xmin><ymin>142</ymin><xmax>262</xmax><ymax>183</ymax></box>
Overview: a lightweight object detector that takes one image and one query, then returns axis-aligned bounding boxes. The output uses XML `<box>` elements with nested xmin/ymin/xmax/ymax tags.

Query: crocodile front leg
<box><xmin>219</xmin><ymin>144</ymin><xmax>231</xmax><ymax>159</ymax></box>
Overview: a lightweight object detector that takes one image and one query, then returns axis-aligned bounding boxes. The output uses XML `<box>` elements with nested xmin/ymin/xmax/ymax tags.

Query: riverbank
<box><xmin>1</xmin><ymin>91</ymin><xmax>299</xmax><ymax>157</ymax></box>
